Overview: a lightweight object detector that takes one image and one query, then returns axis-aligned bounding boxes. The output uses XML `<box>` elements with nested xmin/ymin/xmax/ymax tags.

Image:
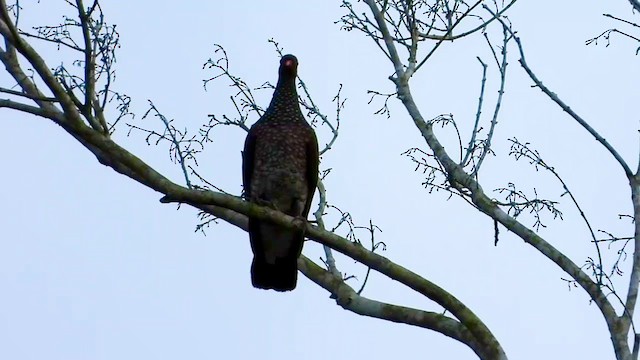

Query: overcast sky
<box><xmin>1</xmin><ymin>1</ymin><xmax>639</xmax><ymax>359</ymax></box>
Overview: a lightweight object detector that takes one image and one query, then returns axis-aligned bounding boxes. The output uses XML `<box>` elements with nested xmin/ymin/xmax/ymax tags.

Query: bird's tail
<box><xmin>251</xmin><ymin>256</ymin><xmax>298</xmax><ymax>292</ymax></box>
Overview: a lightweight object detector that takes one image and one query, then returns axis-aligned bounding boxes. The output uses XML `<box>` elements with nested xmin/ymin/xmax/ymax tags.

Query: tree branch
<box><xmin>361</xmin><ymin>1</ymin><xmax>628</xmax><ymax>358</ymax></box>
<box><xmin>0</xmin><ymin>0</ymin><xmax>86</xmax><ymax>128</ymax></box>
<box><xmin>160</xmin><ymin>181</ymin><xmax>503</xmax><ymax>358</ymax></box>
<box><xmin>0</xmin><ymin>98</ymin><xmax>60</xmax><ymax>119</ymax></box>
<box><xmin>488</xmin><ymin>7</ymin><xmax>633</xmax><ymax>179</ymax></box>
<box><xmin>298</xmin><ymin>256</ymin><xmax>492</xmax><ymax>360</ymax></box>
<box><xmin>0</xmin><ymin>86</ymin><xmax>58</xmax><ymax>102</ymax></box>
<box><xmin>77</xmin><ymin>0</ymin><xmax>105</xmax><ymax>133</ymax></box>
<box><xmin>625</xmin><ymin>178</ymin><xmax>640</xmax><ymax>342</ymax></box>
<box><xmin>4</xmin><ymin>78</ymin><xmax>501</xmax><ymax>355</ymax></box>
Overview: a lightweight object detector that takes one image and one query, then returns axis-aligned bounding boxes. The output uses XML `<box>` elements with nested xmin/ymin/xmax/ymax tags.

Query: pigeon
<box><xmin>242</xmin><ymin>54</ymin><xmax>319</xmax><ymax>291</ymax></box>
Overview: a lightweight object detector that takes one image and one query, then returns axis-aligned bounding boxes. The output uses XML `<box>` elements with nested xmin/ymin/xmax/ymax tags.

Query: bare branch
<box><xmin>0</xmin><ymin>98</ymin><xmax>60</xmax><ymax>119</ymax></box>
<box><xmin>139</xmin><ymin>100</ymin><xmax>194</xmax><ymax>189</ymax></box>
<box><xmin>461</xmin><ymin>57</ymin><xmax>487</xmax><ymax>167</ymax></box>
<box><xmin>162</xmin><ymin>179</ymin><xmax>505</xmax><ymax>359</ymax></box>
<box><xmin>419</xmin><ymin>0</ymin><xmax>518</xmax><ymax>41</ymax></box>
<box><xmin>625</xmin><ymin>179</ymin><xmax>640</xmax><ymax>343</ymax></box>
<box><xmin>508</xmin><ymin>138</ymin><xmax>604</xmax><ymax>280</ymax></box>
<box><xmin>472</xmin><ymin>28</ymin><xmax>510</xmax><ymax>176</ymax></box>
<box><xmin>313</xmin><ymin>178</ymin><xmax>342</xmax><ymax>278</ymax></box>
<box><xmin>77</xmin><ymin>0</ymin><xmax>103</xmax><ymax>133</ymax></box>
<box><xmin>487</xmin><ymin>7</ymin><xmax>633</xmax><ymax>178</ymax></box>
<box><xmin>298</xmin><ymin>256</ymin><xmax>492</xmax><ymax>360</ymax></box>
<box><xmin>0</xmin><ymin>86</ymin><xmax>58</xmax><ymax>102</ymax></box>
<box><xmin>0</xmin><ymin>0</ymin><xmax>85</xmax><ymax>127</ymax></box>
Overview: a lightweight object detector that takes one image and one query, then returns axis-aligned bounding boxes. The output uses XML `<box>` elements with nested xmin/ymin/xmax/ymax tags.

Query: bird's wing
<box><xmin>303</xmin><ymin>129</ymin><xmax>320</xmax><ymax>217</ymax></box>
<box><xmin>242</xmin><ymin>128</ymin><xmax>257</xmax><ymax>198</ymax></box>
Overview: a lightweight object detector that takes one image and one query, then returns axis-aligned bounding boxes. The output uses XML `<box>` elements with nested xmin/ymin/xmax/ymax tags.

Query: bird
<box><xmin>242</xmin><ymin>54</ymin><xmax>319</xmax><ymax>291</ymax></box>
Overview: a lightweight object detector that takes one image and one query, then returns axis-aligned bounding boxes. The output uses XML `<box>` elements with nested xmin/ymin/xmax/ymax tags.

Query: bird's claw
<box><xmin>292</xmin><ymin>215</ymin><xmax>308</xmax><ymax>231</ymax></box>
<box><xmin>255</xmin><ymin>198</ymin><xmax>279</xmax><ymax>211</ymax></box>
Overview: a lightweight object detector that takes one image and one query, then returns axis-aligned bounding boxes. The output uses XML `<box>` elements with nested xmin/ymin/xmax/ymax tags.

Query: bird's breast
<box><xmin>249</xmin><ymin>122</ymin><xmax>312</xmax><ymax>214</ymax></box>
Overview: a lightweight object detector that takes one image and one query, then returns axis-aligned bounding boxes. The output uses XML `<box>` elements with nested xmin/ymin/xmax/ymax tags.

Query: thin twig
<box><xmin>487</xmin><ymin>7</ymin><xmax>633</xmax><ymax>178</ymax></box>
<box><xmin>462</xmin><ymin>56</ymin><xmax>487</xmax><ymax>167</ymax></box>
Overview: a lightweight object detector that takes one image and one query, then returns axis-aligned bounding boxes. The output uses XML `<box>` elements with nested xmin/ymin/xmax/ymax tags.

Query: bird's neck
<box><xmin>268</xmin><ymin>77</ymin><xmax>302</xmax><ymax>117</ymax></box>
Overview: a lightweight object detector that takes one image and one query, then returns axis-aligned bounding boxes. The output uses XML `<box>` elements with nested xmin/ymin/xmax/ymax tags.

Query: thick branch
<box><xmin>0</xmin><ymin>98</ymin><xmax>60</xmax><ymax>119</ymax></box>
<box><xmin>0</xmin><ymin>29</ymin><xmax>61</xmax><ymax>115</ymax></box>
<box><xmin>625</xmin><ymin>178</ymin><xmax>640</xmax><ymax>339</ymax></box>
<box><xmin>191</xmin><ymin>193</ymin><xmax>494</xmax><ymax>359</ymax></box>
<box><xmin>76</xmin><ymin>0</ymin><xmax>107</xmax><ymax>134</ymax></box>
<box><xmin>395</xmin><ymin>75</ymin><xmax>621</xmax><ymax>356</ymax></box>
<box><xmin>361</xmin><ymin>1</ymin><xmax>636</xmax><ymax>358</ymax></box>
<box><xmin>7</xmin><ymin>90</ymin><xmax>497</xmax><ymax>356</ymax></box>
<box><xmin>53</xmin><ymin>114</ymin><xmax>500</xmax><ymax>356</ymax></box>
<box><xmin>298</xmin><ymin>257</ymin><xmax>492</xmax><ymax>360</ymax></box>
<box><xmin>363</xmin><ymin>2</ymin><xmax>506</xmax><ymax>358</ymax></box>
<box><xmin>484</xmin><ymin>14</ymin><xmax>635</xmax><ymax>357</ymax></box>
<box><xmin>161</xmin><ymin>182</ymin><xmax>500</xmax><ymax>357</ymax></box>
<box><xmin>0</xmin><ymin>0</ymin><xmax>86</xmax><ymax>128</ymax></box>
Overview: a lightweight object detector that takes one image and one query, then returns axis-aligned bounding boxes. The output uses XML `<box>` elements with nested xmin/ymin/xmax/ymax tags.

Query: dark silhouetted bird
<box><xmin>242</xmin><ymin>54</ymin><xmax>319</xmax><ymax>291</ymax></box>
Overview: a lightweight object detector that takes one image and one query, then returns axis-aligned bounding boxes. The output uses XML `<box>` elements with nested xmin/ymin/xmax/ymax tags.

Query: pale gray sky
<box><xmin>1</xmin><ymin>1</ymin><xmax>638</xmax><ymax>359</ymax></box>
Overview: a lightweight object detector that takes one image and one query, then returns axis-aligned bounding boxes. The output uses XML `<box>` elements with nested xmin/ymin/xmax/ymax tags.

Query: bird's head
<box><xmin>279</xmin><ymin>54</ymin><xmax>298</xmax><ymax>79</ymax></box>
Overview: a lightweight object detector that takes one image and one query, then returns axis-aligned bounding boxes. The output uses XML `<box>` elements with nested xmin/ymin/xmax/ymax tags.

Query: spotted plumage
<box><xmin>242</xmin><ymin>54</ymin><xmax>319</xmax><ymax>291</ymax></box>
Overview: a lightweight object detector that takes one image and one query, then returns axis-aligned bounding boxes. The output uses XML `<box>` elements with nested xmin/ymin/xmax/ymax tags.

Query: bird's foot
<box><xmin>255</xmin><ymin>198</ymin><xmax>279</xmax><ymax>211</ymax></box>
<box><xmin>291</xmin><ymin>215</ymin><xmax>309</xmax><ymax>232</ymax></box>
